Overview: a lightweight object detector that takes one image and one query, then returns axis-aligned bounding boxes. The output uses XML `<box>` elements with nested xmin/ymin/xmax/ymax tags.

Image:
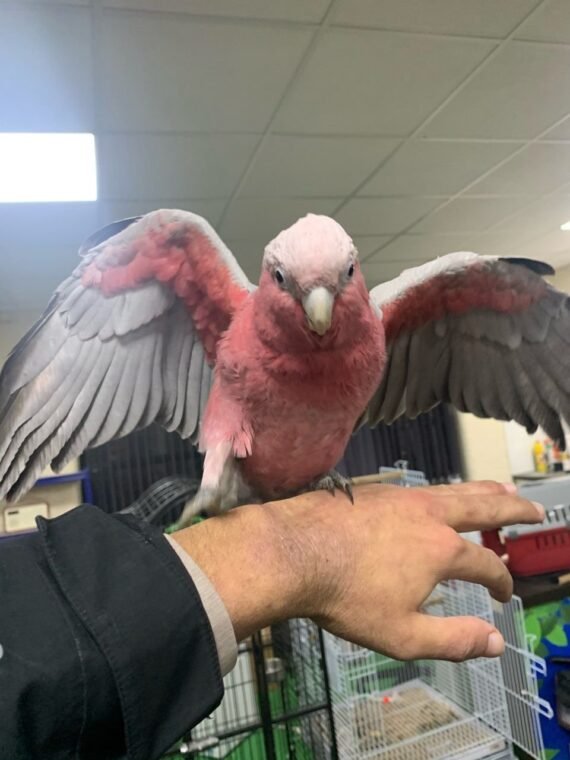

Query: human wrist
<box><xmin>171</xmin><ymin>501</ymin><xmax>311</xmax><ymax>640</ymax></box>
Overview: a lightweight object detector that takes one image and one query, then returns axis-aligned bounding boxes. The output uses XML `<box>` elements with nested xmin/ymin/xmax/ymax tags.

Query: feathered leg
<box><xmin>178</xmin><ymin>441</ymin><xmax>237</xmax><ymax>527</ymax></box>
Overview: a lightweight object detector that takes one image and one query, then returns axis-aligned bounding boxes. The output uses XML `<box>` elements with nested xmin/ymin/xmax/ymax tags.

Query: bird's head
<box><xmin>257</xmin><ymin>214</ymin><xmax>368</xmax><ymax>347</ymax></box>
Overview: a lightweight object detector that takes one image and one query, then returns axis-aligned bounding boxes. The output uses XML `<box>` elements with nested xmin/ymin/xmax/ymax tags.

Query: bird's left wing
<box><xmin>0</xmin><ymin>209</ymin><xmax>254</xmax><ymax>502</ymax></box>
<box><xmin>362</xmin><ymin>252</ymin><xmax>570</xmax><ymax>445</ymax></box>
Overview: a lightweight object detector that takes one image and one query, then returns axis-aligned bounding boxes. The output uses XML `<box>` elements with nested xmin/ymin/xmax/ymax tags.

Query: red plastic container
<box><xmin>482</xmin><ymin>527</ymin><xmax>570</xmax><ymax>577</ymax></box>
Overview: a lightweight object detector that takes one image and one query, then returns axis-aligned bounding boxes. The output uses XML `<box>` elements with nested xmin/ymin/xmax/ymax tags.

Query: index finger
<box><xmin>434</xmin><ymin>494</ymin><xmax>544</xmax><ymax>533</ymax></box>
<box><xmin>423</xmin><ymin>481</ymin><xmax>517</xmax><ymax>497</ymax></box>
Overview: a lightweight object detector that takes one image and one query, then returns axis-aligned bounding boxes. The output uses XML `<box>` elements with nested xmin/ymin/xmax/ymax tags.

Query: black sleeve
<box><xmin>0</xmin><ymin>505</ymin><xmax>224</xmax><ymax>760</ymax></box>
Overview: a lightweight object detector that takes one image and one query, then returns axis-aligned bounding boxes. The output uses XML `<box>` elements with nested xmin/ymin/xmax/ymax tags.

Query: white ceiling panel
<box><xmin>224</xmin><ymin>239</ymin><xmax>267</xmax><ymax>279</ymax></box>
<box><xmin>0</xmin><ymin>203</ymin><xmax>99</xmax><ymax>284</ymax></box>
<box><xmin>493</xmin><ymin>194</ymin><xmax>570</xmax><ymax>236</ymax></box>
<box><xmin>360</xmin><ymin>140</ymin><xmax>520</xmax><ymax>196</ymax></box>
<box><xmin>505</xmin><ymin>229</ymin><xmax>570</xmax><ymax>265</ymax></box>
<box><xmin>3</xmin><ymin>1</ymin><xmax>570</xmax><ymax>312</ymax></box>
<box><xmin>100</xmin><ymin>199</ymin><xmax>227</xmax><ymax>228</ymax></box>
<box><xmin>274</xmin><ymin>29</ymin><xmax>494</xmax><ymax>135</ymax></box>
<box><xmin>0</xmin><ymin>5</ymin><xmax>93</xmax><ymax>131</ymax></box>
<box><xmin>424</xmin><ymin>42</ymin><xmax>570</xmax><ymax>139</ymax></box>
<box><xmin>352</xmin><ymin>236</ymin><xmax>393</xmax><ymax>258</ymax></box>
<box><xmin>0</xmin><ymin>203</ymin><xmax>98</xmax><ymax>254</ymax></box>
<box><xmin>336</xmin><ymin>197</ymin><xmax>443</xmax><ymax>235</ymax></box>
<box><xmin>412</xmin><ymin>196</ymin><xmax>537</xmax><ymax>233</ymax></box>
<box><xmin>466</xmin><ymin>144</ymin><xmax>570</xmax><ymax>196</ymax></box>
<box><xmin>541</xmin><ymin>115</ymin><xmax>570</xmax><ymax>140</ymax></box>
<box><xmin>367</xmin><ymin>233</ymin><xmax>476</xmax><ymax>263</ymax></box>
<box><xmin>7</xmin><ymin>0</ymin><xmax>89</xmax><ymax>5</ymax></box>
<box><xmin>239</xmin><ymin>135</ymin><xmax>400</xmax><ymax>197</ymax></box>
<box><xmin>98</xmin><ymin>134</ymin><xmax>258</xmax><ymax>200</ymax></box>
<box><xmin>466</xmin><ymin>230</ymin><xmax>529</xmax><ymax>255</ymax></box>
<box><xmin>219</xmin><ymin>198</ymin><xmax>338</xmax><ymax>241</ymax></box>
<box><xmin>362</xmin><ymin>258</ymin><xmax>430</xmax><ymax>286</ymax></box>
<box><xmin>102</xmin><ymin>0</ymin><xmax>329</xmax><ymax>22</ymax></box>
<box><xmin>332</xmin><ymin>0</ymin><xmax>538</xmax><ymax>38</ymax></box>
<box><xmin>515</xmin><ymin>0</ymin><xmax>570</xmax><ymax>44</ymax></box>
<box><xmin>99</xmin><ymin>13</ymin><xmax>312</xmax><ymax>131</ymax></box>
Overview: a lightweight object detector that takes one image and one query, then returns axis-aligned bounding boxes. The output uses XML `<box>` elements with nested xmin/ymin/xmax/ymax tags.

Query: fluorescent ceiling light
<box><xmin>0</xmin><ymin>133</ymin><xmax>97</xmax><ymax>203</ymax></box>
<box><xmin>561</xmin><ymin>220</ymin><xmax>570</xmax><ymax>231</ymax></box>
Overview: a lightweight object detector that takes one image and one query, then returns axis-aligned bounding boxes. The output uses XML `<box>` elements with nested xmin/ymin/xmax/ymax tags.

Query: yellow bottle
<box><xmin>533</xmin><ymin>440</ymin><xmax>548</xmax><ymax>473</ymax></box>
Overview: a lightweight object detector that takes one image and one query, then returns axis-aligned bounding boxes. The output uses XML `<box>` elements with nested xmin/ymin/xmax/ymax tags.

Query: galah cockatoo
<box><xmin>0</xmin><ymin>209</ymin><xmax>568</xmax><ymax>526</ymax></box>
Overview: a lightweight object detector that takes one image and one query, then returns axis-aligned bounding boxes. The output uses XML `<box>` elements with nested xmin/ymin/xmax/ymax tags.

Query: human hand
<box><xmin>173</xmin><ymin>481</ymin><xmax>543</xmax><ymax>662</ymax></box>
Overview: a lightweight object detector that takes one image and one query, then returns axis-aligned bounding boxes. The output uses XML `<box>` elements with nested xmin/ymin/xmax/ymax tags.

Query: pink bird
<box><xmin>0</xmin><ymin>209</ymin><xmax>568</xmax><ymax>526</ymax></box>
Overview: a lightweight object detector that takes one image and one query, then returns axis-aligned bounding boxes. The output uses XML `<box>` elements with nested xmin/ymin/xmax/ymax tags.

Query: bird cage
<box><xmin>322</xmin><ymin>581</ymin><xmax>551</xmax><ymax>760</ymax></box>
<box><xmin>315</xmin><ymin>464</ymin><xmax>553</xmax><ymax>760</ymax></box>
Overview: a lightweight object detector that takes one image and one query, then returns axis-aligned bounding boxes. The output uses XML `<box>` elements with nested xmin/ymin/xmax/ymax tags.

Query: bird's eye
<box><xmin>347</xmin><ymin>263</ymin><xmax>355</xmax><ymax>278</ymax></box>
<box><xmin>274</xmin><ymin>268</ymin><xmax>285</xmax><ymax>285</ymax></box>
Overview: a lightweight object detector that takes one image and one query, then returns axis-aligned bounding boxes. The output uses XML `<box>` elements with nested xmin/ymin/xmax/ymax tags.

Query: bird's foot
<box><xmin>306</xmin><ymin>470</ymin><xmax>354</xmax><ymax>504</ymax></box>
<box><xmin>177</xmin><ymin>487</ymin><xmax>222</xmax><ymax>528</ymax></box>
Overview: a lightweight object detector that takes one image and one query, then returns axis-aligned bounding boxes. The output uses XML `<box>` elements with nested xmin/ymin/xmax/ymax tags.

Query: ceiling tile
<box><xmin>240</xmin><ymin>136</ymin><xmax>400</xmax><ymax>197</ymax></box>
<box><xmin>466</xmin><ymin>144</ymin><xmax>570</xmax><ymax>195</ymax></box>
<box><xmin>360</xmin><ymin>140</ymin><xmax>519</xmax><ymax>196</ymax></box>
<box><xmin>493</xmin><ymin>194</ymin><xmax>570</xmax><ymax>236</ymax></box>
<box><xmin>466</xmin><ymin>230</ymin><xmax>526</xmax><ymax>255</ymax></box>
<box><xmin>9</xmin><ymin>0</ymin><xmax>89</xmax><ymax>5</ymax></box>
<box><xmin>424</xmin><ymin>42</ymin><xmax>570</xmax><ymax>139</ymax></box>
<box><xmin>332</xmin><ymin>0</ymin><xmax>537</xmax><ymax>38</ymax></box>
<box><xmin>100</xmin><ymin>200</ymin><xmax>227</xmax><ymax>228</ymax></box>
<box><xmin>274</xmin><ymin>29</ymin><xmax>494</xmax><ymax>135</ymax></box>
<box><xmin>352</xmin><ymin>236</ymin><xmax>393</xmax><ymax>258</ymax></box>
<box><xmin>367</xmin><ymin>233</ymin><xmax>475</xmax><ymax>263</ymax></box>
<box><xmin>541</xmin><ymin>115</ymin><xmax>570</xmax><ymax>140</ymax></box>
<box><xmin>515</xmin><ymin>0</ymin><xmax>570</xmax><ymax>44</ymax></box>
<box><xmin>0</xmin><ymin>5</ymin><xmax>93</xmax><ymax>131</ymax></box>
<box><xmin>103</xmin><ymin>0</ymin><xmax>329</xmax><ymax>22</ymax></box>
<box><xmin>98</xmin><ymin>134</ymin><xmax>258</xmax><ymax>200</ymax></box>
<box><xmin>505</xmin><ymin>229</ymin><xmax>570</xmax><ymax>264</ymax></box>
<box><xmin>223</xmin><ymin>239</ymin><xmax>266</xmax><ymax>279</ymax></box>
<box><xmin>335</xmin><ymin>197</ymin><xmax>442</xmax><ymax>235</ymax></box>
<box><xmin>411</xmin><ymin>196</ymin><xmax>537</xmax><ymax>233</ymax></box>
<box><xmin>100</xmin><ymin>13</ymin><xmax>312</xmax><ymax>131</ymax></box>
<box><xmin>219</xmin><ymin>198</ymin><xmax>338</xmax><ymax>241</ymax></box>
<box><xmin>0</xmin><ymin>203</ymin><xmax>99</xmax><ymax>283</ymax></box>
<box><xmin>362</xmin><ymin>258</ymin><xmax>430</xmax><ymax>287</ymax></box>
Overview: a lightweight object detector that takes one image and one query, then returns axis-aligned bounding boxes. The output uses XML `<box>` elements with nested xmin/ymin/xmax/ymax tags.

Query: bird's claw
<box><xmin>307</xmin><ymin>470</ymin><xmax>354</xmax><ymax>504</ymax></box>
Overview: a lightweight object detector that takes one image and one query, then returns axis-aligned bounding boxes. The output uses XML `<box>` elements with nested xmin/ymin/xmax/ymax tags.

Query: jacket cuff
<box><xmin>166</xmin><ymin>535</ymin><xmax>238</xmax><ymax>676</ymax></box>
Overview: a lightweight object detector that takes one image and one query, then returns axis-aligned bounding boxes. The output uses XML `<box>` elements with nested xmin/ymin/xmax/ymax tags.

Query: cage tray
<box><xmin>338</xmin><ymin>679</ymin><xmax>507</xmax><ymax>760</ymax></box>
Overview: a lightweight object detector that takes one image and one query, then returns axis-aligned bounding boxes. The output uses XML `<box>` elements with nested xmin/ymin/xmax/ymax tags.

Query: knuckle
<box><xmin>485</xmin><ymin>499</ymin><xmax>502</xmax><ymax>523</ymax></box>
<box><xmin>448</xmin><ymin>636</ymin><xmax>478</xmax><ymax>663</ymax></box>
<box><xmin>423</xmin><ymin>500</ymin><xmax>443</xmax><ymax>521</ymax></box>
<box><xmin>480</xmin><ymin>480</ymin><xmax>502</xmax><ymax>493</ymax></box>
<box><xmin>396</xmin><ymin>637</ymin><xmax>420</xmax><ymax>661</ymax></box>
<box><xmin>441</xmin><ymin>529</ymin><xmax>464</xmax><ymax>560</ymax></box>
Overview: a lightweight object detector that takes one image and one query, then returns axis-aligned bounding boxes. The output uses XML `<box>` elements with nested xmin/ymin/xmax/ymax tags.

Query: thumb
<box><xmin>402</xmin><ymin>614</ymin><xmax>505</xmax><ymax>662</ymax></box>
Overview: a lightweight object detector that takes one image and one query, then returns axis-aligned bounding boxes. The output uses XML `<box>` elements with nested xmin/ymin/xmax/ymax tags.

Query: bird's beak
<box><xmin>302</xmin><ymin>287</ymin><xmax>334</xmax><ymax>336</ymax></box>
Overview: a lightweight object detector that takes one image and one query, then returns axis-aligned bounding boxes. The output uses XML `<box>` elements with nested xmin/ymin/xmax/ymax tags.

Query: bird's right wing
<box><xmin>362</xmin><ymin>252</ymin><xmax>570</xmax><ymax>443</ymax></box>
<box><xmin>0</xmin><ymin>209</ymin><xmax>254</xmax><ymax>502</ymax></box>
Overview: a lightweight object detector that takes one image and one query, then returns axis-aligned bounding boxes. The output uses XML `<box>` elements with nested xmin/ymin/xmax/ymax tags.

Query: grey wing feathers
<box><xmin>0</xmin><ymin>278</ymin><xmax>213</xmax><ymax>502</ymax></box>
<box><xmin>364</xmin><ymin>254</ymin><xmax>570</xmax><ymax>447</ymax></box>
